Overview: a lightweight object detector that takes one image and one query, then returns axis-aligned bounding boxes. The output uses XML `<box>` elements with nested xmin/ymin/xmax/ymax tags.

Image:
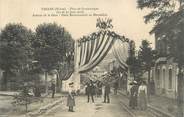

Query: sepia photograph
<box><xmin>0</xmin><ymin>0</ymin><xmax>184</xmax><ymax>117</ymax></box>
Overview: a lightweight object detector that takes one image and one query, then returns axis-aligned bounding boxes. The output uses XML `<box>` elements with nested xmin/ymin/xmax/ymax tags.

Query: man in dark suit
<box><xmin>86</xmin><ymin>81</ymin><xmax>95</xmax><ymax>103</ymax></box>
<box><xmin>51</xmin><ymin>82</ymin><xmax>56</xmax><ymax>98</ymax></box>
<box><xmin>113</xmin><ymin>80</ymin><xmax>119</xmax><ymax>95</ymax></box>
<box><xmin>104</xmin><ymin>82</ymin><xmax>111</xmax><ymax>103</ymax></box>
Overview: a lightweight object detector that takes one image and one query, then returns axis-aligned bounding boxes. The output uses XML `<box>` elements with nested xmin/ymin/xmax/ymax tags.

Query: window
<box><xmin>163</xmin><ymin>69</ymin><xmax>166</xmax><ymax>88</ymax></box>
<box><xmin>157</xmin><ymin>69</ymin><xmax>160</xmax><ymax>88</ymax></box>
<box><xmin>169</xmin><ymin>69</ymin><xmax>172</xmax><ymax>89</ymax></box>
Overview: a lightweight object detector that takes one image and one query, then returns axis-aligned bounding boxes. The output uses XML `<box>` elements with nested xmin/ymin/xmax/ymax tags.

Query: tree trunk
<box><xmin>56</xmin><ymin>73</ymin><xmax>61</xmax><ymax>93</ymax></box>
<box><xmin>125</xmin><ymin>75</ymin><xmax>127</xmax><ymax>91</ymax></box>
<box><xmin>60</xmin><ymin>79</ymin><xmax>62</xmax><ymax>92</ymax></box>
<box><xmin>25</xmin><ymin>96</ymin><xmax>28</xmax><ymax>112</ymax></box>
<box><xmin>147</xmin><ymin>70</ymin><xmax>151</xmax><ymax>101</ymax></box>
<box><xmin>2</xmin><ymin>71</ymin><xmax>8</xmax><ymax>91</ymax></box>
<box><xmin>133</xmin><ymin>72</ymin><xmax>136</xmax><ymax>81</ymax></box>
<box><xmin>34</xmin><ymin>78</ymin><xmax>41</xmax><ymax>97</ymax></box>
<box><xmin>45</xmin><ymin>71</ymin><xmax>48</xmax><ymax>95</ymax></box>
<box><xmin>177</xmin><ymin>66</ymin><xmax>184</xmax><ymax>117</ymax></box>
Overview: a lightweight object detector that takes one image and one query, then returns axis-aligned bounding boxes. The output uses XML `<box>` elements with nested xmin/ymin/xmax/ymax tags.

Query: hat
<box><xmin>133</xmin><ymin>81</ymin><xmax>137</xmax><ymax>84</ymax></box>
<box><xmin>69</xmin><ymin>82</ymin><xmax>74</xmax><ymax>85</ymax></box>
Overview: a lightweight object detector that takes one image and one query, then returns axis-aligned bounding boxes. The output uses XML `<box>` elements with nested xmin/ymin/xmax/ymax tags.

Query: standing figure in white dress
<box><xmin>67</xmin><ymin>82</ymin><xmax>76</xmax><ymax>112</ymax></box>
<box><xmin>138</xmin><ymin>81</ymin><xmax>147</xmax><ymax>110</ymax></box>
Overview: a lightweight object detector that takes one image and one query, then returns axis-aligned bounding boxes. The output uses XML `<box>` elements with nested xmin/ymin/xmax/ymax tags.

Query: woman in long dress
<box><xmin>138</xmin><ymin>81</ymin><xmax>147</xmax><ymax>110</ymax></box>
<box><xmin>67</xmin><ymin>82</ymin><xmax>75</xmax><ymax>112</ymax></box>
<box><xmin>129</xmin><ymin>81</ymin><xmax>138</xmax><ymax>109</ymax></box>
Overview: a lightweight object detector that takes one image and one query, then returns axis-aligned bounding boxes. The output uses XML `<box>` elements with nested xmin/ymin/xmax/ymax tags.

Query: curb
<box><xmin>147</xmin><ymin>104</ymin><xmax>175</xmax><ymax>117</ymax></box>
<box><xmin>0</xmin><ymin>92</ymin><xmax>18</xmax><ymax>97</ymax></box>
<box><xmin>118</xmin><ymin>90</ymin><xmax>129</xmax><ymax>99</ymax></box>
<box><xmin>26</xmin><ymin>98</ymin><xmax>63</xmax><ymax>117</ymax></box>
<box><xmin>119</xmin><ymin>100</ymin><xmax>136</xmax><ymax>117</ymax></box>
<box><xmin>118</xmin><ymin>91</ymin><xmax>136</xmax><ymax>117</ymax></box>
<box><xmin>118</xmin><ymin>90</ymin><xmax>175</xmax><ymax>117</ymax></box>
<box><xmin>0</xmin><ymin>94</ymin><xmax>14</xmax><ymax>96</ymax></box>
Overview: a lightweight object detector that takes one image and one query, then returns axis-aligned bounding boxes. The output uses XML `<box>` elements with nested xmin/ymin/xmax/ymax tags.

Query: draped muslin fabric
<box><xmin>76</xmin><ymin>31</ymin><xmax>116</xmax><ymax>73</ymax></box>
<box><xmin>112</xmin><ymin>38</ymin><xmax>129</xmax><ymax>70</ymax></box>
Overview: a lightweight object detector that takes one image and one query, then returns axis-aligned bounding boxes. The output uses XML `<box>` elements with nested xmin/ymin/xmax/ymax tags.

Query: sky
<box><xmin>0</xmin><ymin>0</ymin><xmax>155</xmax><ymax>49</ymax></box>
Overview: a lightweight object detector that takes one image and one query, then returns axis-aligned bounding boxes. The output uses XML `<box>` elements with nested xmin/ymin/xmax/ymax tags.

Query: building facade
<box><xmin>153</xmin><ymin>35</ymin><xmax>178</xmax><ymax>99</ymax></box>
<box><xmin>0</xmin><ymin>69</ymin><xmax>3</xmax><ymax>90</ymax></box>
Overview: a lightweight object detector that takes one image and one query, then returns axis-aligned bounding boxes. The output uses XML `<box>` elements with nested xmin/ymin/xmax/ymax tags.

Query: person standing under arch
<box><xmin>103</xmin><ymin>82</ymin><xmax>111</xmax><ymax>103</ymax></box>
<box><xmin>86</xmin><ymin>80</ymin><xmax>95</xmax><ymax>103</ymax></box>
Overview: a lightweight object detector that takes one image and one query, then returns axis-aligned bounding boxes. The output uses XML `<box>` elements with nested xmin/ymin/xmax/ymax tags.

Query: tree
<box><xmin>0</xmin><ymin>23</ymin><xmax>33</xmax><ymax>90</ymax></box>
<box><xmin>138</xmin><ymin>40</ymin><xmax>157</xmax><ymax>98</ymax></box>
<box><xmin>12</xmin><ymin>83</ymin><xmax>33</xmax><ymax>112</ymax></box>
<box><xmin>126</xmin><ymin>40</ymin><xmax>142</xmax><ymax>81</ymax></box>
<box><xmin>62</xmin><ymin>31</ymin><xmax>75</xmax><ymax>68</ymax></box>
<box><xmin>28</xmin><ymin>61</ymin><xmax>42</xmax><ymax>97</ymax></box>
<box><xmin>33</xmin><ymin>23</ymin><xmax>74</xmax><ymax>94</ymax></box>
<box><xmin>137</xmin><ymin>0</ymin><xmax>184</xmax><ymax>116</ymax></box>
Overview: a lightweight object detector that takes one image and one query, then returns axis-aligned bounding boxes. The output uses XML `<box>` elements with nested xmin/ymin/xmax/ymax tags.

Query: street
<box><xmin>41</xmin><ymin>94</ymin><xmax>132</xmax><ymax>117</ymax></box>
<box><xmin>0</xmin><ymin>96</ymin><xmax>14</xmax><ymax>115</ymax></box>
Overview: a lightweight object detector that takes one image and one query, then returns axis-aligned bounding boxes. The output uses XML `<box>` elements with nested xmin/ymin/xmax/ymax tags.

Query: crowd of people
<box><xmin>66</xmin><ymin>76</ymin><xmax>148</xmax><ymax>112</ymax></box>
<box><xmin>129</xmin><ymin>80</ymin><xmax>148</xmax><ymax>110</ymax></box>
<box><xmin>85</xmin><ymin>80</ymin><xmax>111</xmax><ymax>103</ymax></box>
<box><xmin>66</xmin><ymin>78</ymin><xmax>114</xmax><ymax>112</ymax></box>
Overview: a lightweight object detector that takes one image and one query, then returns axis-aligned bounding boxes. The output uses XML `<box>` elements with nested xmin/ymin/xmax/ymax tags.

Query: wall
<box><xmin>0</xmin><ymin>69</ymin><xmax>3</xmax><ymax>89</ymax></box>
<box><xmin>153</xmin><ymin>59</ymin><xmax>178</xmax><ymax>99</ymax></box>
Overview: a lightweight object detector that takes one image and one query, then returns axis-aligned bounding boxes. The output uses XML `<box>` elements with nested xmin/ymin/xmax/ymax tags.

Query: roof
<box><xmin>155</xmin><ymin>57</ymin><xmax>167</xmax><ymax>64</ymax></box>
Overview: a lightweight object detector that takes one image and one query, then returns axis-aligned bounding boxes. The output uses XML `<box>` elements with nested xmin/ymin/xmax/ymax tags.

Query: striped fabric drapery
<box><xmin>75</xmin><ymin>30</ymin><xmax>129</xmax><ymax>73</ymax></box>
<box><xmin>76</xmin><ymin>31</ymin><xmax>117</xmax><ymax>73</ymax></box>
<box><xmin>112</xmin><ymin>39</ymin><xmax>129</xmax><ymax>70</ymax></box>
<box><xmin>63</xmin><ymin>30</ymin><xmax>129</xmax><ymax>91</ymax></box>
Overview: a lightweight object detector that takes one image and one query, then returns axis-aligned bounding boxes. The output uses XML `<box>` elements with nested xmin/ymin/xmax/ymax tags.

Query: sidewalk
<box><xmin>149</xmin><ymin>95</ymin><xmax>177</xmax><ymax>117</ymax></box>
<box><xmin>118</xmin><ymin>89</ymin><xmax>175</xmax><ymax>117</ymax></box>
<box><xmin>118</xmin><ymin>90</ymin><xmax>151</xmax><ymax>117</ymax></box>
<box><xmin>0</xmin><ymin>92</ymin><xmax>64</xmax><ymax>117</ymax></box>
<box><xmin>0</xmin><ymin>91</ymin><xmax>18</xmax><ymax>96</ymax></box>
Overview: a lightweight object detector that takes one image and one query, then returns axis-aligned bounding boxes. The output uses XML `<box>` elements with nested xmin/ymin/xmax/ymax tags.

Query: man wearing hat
<box><xmin>103</xmin><ymin>81</ymin><xmax>111</xmax><ymax>103</ymax></box>
<box><xmin>86</xmin><ymin>80</ymin><xmax>95</xmax><ymax>103</ymax></box>
<box><xmin>129</xmin><ymin>80</ymin><xmax>138</xmax><ymax>109</ymax></box>
<box><xmin>51</xmin><ymin>81</ymin><xmax>56</xmax><ymax>98</ymax></box>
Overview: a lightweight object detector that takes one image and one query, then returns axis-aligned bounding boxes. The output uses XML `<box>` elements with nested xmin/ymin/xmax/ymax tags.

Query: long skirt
<box><xmin>129</xmin><ymin>95</ymin><xmax>137</xmax><ymax>108</ymax></box>
<box><xmin>138</xmin><ymin>90</ymin><xmax>147</xmax><ymax>110</ymax></box>
<box><xmin>67</xmin><ymin>95</ymin><xmax>75</xmax><ymax>107</ymax></box>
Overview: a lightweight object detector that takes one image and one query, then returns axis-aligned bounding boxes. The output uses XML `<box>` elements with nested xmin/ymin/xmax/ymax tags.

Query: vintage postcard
<box><xmin>0</xmin><ymin>0</ymin><xmax>183</xmax><ymax>117</ymax></box>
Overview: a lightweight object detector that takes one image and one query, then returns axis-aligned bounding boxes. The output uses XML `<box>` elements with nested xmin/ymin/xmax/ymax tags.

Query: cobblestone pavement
<box><xmin>41</xmin><ymin>94</ymin><xmax>133</xmax><ymax>117</ymax></box>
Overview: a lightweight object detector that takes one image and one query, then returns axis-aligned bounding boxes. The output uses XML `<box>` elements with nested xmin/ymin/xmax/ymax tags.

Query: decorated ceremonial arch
<box><xmin>62</xmin><ymin>19</ymin><xmax>130</xmax><ymax>91</ymax></box>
